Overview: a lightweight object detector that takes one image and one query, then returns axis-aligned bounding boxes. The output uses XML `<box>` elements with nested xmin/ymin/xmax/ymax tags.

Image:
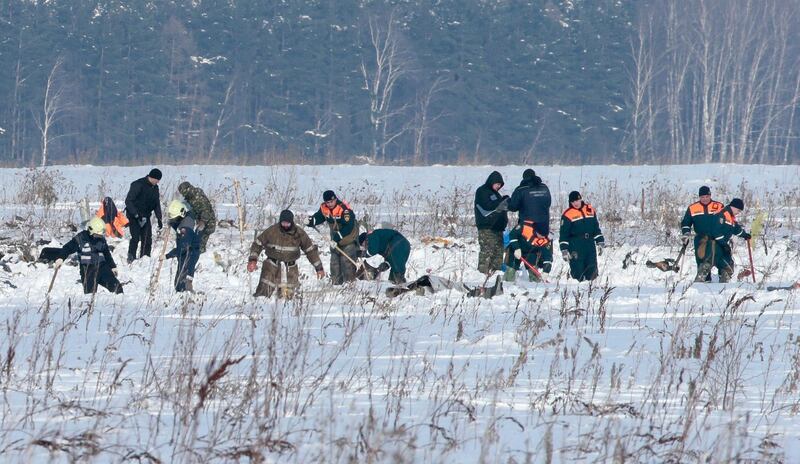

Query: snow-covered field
<box><xmin>1</xmin><ymin>164</ymin><xmax>799</xmax><ymax>463</ymax></box>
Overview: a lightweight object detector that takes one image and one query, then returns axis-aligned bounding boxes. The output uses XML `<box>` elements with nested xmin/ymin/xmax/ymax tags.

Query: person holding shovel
<box><xmin>680</xmin><ymin>185</ymin><xmax>724</xmax><ymax>282</ymax></box>
<box><xmin>504</xmin><ymin>219</ymin><xmax>552</xmax><ymax>282</ymax></box>
<box><xmin>306</xmin><ymin>190</ymin><xmax>359</xmax><ymax>285</ymax></box>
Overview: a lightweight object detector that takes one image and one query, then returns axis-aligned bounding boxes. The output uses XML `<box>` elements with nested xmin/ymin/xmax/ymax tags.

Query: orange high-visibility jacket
<box><xmin>96</xmin><ymin>203</ymin><xmax>129</xmax><ymax>238</ymax></box>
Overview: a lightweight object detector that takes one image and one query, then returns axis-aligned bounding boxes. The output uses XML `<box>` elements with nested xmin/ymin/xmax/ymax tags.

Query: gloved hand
<box><xmin>54</xmin><ymin>258</ymin><xmax>64</xmax><ymax>267</ymax></box>
<box><xmin>157</xmin><ymin>219</ymin><xmax>163</xmax><ymax>231</ymax></box>
<box><xmin>741</xmin><ymin>231</ymin><xmax>752</xmax><ymax>240</ymax></box>
<box><xmin>330</xmin><ymin>240</ymin><xmax>339</xmax><ymax>249</ymax></box>
<box><xmin>138</xmin><ymin>216</ymin><xmax>148</xmax><ymax>228</ymax></box>
<box><xmin>247</xmin><ymin>260</ymin><xmax>257</xmax><ymax>273</ymax></box>
<box><xmin>681</xmin><ymin>233</ymin><xmax>691</xmax><ymax>245</ymax></box>
<box><xmin>316</xmin><ymin>268</ymin><xmax>326</xmax><ymax>279</ymax></box>
<box><xmin>196</xmin><ymin>220</ymin><xmax>206</xmax><ymax>232</ymax></box>
<box><xmin>562</xmin><ymin>251</ymin><xmax>571</xmax><ymax>262</ymax></box>
<box><xmin>497</xmin><ymin>197</ymin><xmax>509</xmax><ymax>212</ymax></box>
<box><xmin>377</xmin><ymin>262</ymin><xmax>391</xmax><ymax>272</ymax></box>
<box><xmin>597</xmin><ymin>242</ymin><xmax>604</xmax><ymax>256</ymax></box>
<box><xmin>513</xmin><ymin>249</ymin><xmax>522</xmax><ymax>260</ymax></box>
<box><xmin>112</xmin><ymin>268</ymin><xmax>118</xmax><ymax>276</ymax></box>
<box><xmin>306</xmin><ymin>217</ymin><xmax>315</xmax><ymax>227</ymax></box>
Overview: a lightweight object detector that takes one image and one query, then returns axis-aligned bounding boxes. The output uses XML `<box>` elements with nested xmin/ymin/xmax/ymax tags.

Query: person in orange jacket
<box><xmin>96</xmin><ymin>197</ymin><xmax>129</xmax><ymax>238</ymax></box>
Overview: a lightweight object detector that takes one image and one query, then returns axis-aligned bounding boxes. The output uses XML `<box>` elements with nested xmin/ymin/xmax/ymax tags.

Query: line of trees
<box><xmin>0</xmin><ymin>0</ymin><xmax>798</xmax><ymax>166</ymax></box>
<box><xmin>626</xmin><ymin>0</ymin><xmax>800</xmax><ymax>164</ymax></box>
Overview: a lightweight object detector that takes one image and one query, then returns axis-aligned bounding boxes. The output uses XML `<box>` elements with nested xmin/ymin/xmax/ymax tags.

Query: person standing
<box><xmin>509</xmin><ymin>168</ymin><xmax>552</xmax><ymax>236</ymax></box>
<box><xmin>474</xmin><ymin>171</ymin><xmax>509</xmax><ymax>275</ymax></box>
<box><xmin>250</xmin><ymin>209</ymin><xmax>325</xmax><ymax>298</ymax></box>
<box><xmin>358</xmin><ymin>229</ymin><xmax>411</xmax><ymax>284</ymax></box>
<box><xmin>178</xmin><ymin>181</ymin><xmax>216</xmax><ymax>254</ymax></box>
<box><xmin>680</xmin><ymin>185</ymin><xmax>725</xmax><ymax>282</ymax></box>
<box><xmin>559</xmin><ymin>191</ymin><xmax>605</xmax><ymax>281</ymax></box>
<box><xmin>125</xmin><ymin>168</ymin><xmax>163</xmax><ymax>263</ymax></box>
<box><xmin>165</xmin><ymin>200</ymin><xmax>200</xmax><ymax>292</ymax></box>
<box><xmin>707</xmin><ymin>198</ymin><xmax>751</xmax><ymax>283</ymax></box>
<box><xmin>306</xmin><ymin>190</ymin><xmax>359</xmax><ymax>285</ymax></box>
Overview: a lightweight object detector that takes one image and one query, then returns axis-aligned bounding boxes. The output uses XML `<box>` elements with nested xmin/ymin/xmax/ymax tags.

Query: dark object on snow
<box><xmin>645</xmin><ymin>240</ymin><xmax>689</xmax><ymax>273</ymax></box>
<box><xmin>622</xmin><ymin>251</ymin><xmax>636</xmax><ymax>269</ymax></box>
<box><xmin>646</xmin><ymin>259</ymin><xmax>678</xmax><ymax>272</ymax></box>
<box><xmin>767</xmin><ymin>283</ymin><xmax>800</xmax><ymax>291</ymax></box>
<box><xmin>385</xmin><ymin>275</ymin><xmax>503</xmax><ymax>299</ymax></box>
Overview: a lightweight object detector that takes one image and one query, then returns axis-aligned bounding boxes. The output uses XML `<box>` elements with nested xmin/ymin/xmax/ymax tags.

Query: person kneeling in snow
<box><xmin>165</xmin><ymin>200</ymin><xmax>200</xmax><ymax>292</ymax></box>
<box><xmin>358</xmin><ymin>229</ymin><xmax>410</xmax><ymax>284</ymax></box>
<box><xmin>38</xmin><ymin>217</ymin><xmax>123</xmax><ymax>294</ymax></box>
<box><xmin>504</xmin><ymin>219</ymin><xmax>552</xmax><ymax>282</ymax></box>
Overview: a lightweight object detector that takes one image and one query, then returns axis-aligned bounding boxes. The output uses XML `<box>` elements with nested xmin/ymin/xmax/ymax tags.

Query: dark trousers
<box><xmin>128</xmin><ymin>216</ymin><xmax>152</xmax><ymax>260</ymax></box>
<box><xmin>386</xmin><ymin>237</ymin><xmax>411</xmax><ymax>284</ymax></box>
<box><xmin>175</xmin><ymin>249</ymin><xmax>200</xmax><ymax>292</ymax></box>
<box><xmin>80</xmin><ymin>264</ymin><xmax>123</xmax><ymax>294</ymax></box>
<box><xmin>567</xmin><ymin>239</ymin><xmax>598</xmax><ymax>282</ymax></box>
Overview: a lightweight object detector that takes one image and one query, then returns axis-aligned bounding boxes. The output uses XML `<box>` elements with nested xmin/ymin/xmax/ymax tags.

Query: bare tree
<box><xmin>625</xmin><ymin>14</ymin><xmax>659</xmax><ymax>164</ymax></box>
<box><xmin>360</xmin><ymin>11</ymin><xmax>411</xmax><ymax>162</ymax></box>
<box><xmin>207</xmin><ymin>77</ymin><xmax>236</xmax><ymax>162</ymax></box>
<box><xmin>34</xmin><ymin>57</ymin><xmax>72</xmax><ymax>167</ymax></box>
<box><xmin>412</xmin><ymin>75</ymin><xmax>448</xmax><ymax>165</ymax></box>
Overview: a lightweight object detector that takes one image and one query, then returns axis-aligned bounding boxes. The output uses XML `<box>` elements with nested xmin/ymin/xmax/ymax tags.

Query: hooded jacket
<box><xmin>474</xmin><ymin>171</ymin><xmax>508</xmax><ymax>231</ymax></box>
<box><xmin>509</xmin><ymin>175</ymin><xmax>551</xmax><ymax>226</ymax></box>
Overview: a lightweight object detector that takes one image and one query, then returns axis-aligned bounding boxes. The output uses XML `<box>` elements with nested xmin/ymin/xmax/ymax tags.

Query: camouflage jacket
<box><xmin>249</xmin><ymin>223</ymin><xmax>323</xmax><ymax>270</ymax></box>
<box><xmin>178</xmin><ymin>182</ymin><xmax>216</xmax><ymax>225</ymax></box>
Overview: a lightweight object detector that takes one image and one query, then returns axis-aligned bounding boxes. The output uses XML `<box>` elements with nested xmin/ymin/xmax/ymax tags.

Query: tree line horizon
<box><xmin>1</xmin><ymin>0</ymin><xmax>798</xmax><ymax>167</ymax></box>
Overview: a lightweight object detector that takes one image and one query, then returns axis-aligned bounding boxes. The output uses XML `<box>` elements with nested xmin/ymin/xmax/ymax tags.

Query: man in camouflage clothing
<box><xmin>247</xmin><ymin>209</ymin><xmax>325</xmax><ymax>298</ymax></box>
<box><xmin>178</xmin><ymin>181</ymin><xmax>216</xmax><ymax>253</ymax></box>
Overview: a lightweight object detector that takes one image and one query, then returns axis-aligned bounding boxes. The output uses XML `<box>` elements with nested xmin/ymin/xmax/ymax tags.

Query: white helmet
<box><xmin>87</xmin><ymin>217</ymin><xmax>105</xmax><ymax>236</ymax></box>
<box><xmin>167</xmin><ymin>200</ymin><xmax>190</xmax><ymax>220</ymax></box>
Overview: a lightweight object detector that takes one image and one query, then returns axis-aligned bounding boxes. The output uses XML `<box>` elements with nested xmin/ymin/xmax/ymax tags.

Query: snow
<box><xmin>0</xmin><ymin>164</ymin><xmax>799</xmax><ymax>462</ymax></box>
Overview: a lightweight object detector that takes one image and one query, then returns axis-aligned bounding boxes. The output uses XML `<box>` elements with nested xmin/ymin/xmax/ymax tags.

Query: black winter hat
<box><xmin>523</xmin><ymin>168</ymin><xmax>536</xmax><ymax>180</ymax></box>
<box><xmin>699</xmin><ymin>185</ymin><xmax>711</xmax><ymax>196</ymax></box>
<box><xmin>279</xmin><ymin>209</ymin><xmax>294</xmax><ymax>224</ymax></box>
<box><xmin>323</xmin><ymin>190</ymin><xmax>337</xmax><ymax>201</ymax></box>
<box><xmin>358</xmin><ymin>232</ymin><xmax>368</xmax><ymax>245</ymax></box>
<box><xmin>730</xmin><ymin>198</ymin><xmax>744</xmax><ymax>210</ymax></box>
<box><xmin>148</xmin><ymin>168</ymin><xmax>162</xmax><ymax>180</ymax></box>
<box><xmin>568</xmin><ymin>191</ymin><xmax>582</xmax><ymax>203</ymax></box>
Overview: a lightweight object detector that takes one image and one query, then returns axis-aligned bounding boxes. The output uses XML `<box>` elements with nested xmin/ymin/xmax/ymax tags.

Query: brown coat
<box><xmin>249</xmin><ymin>223</ymin><xmax>323</xmax><ymax>270</ymax></box>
